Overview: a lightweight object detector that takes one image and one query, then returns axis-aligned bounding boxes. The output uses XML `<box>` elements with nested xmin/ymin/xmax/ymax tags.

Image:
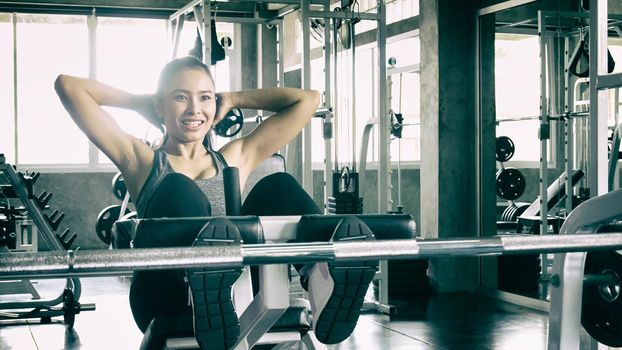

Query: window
<box><xmin>2</xmin><ymin>12</ymin><xmax>211</xmax><ymax>170</ymax></box>
<box><xmin>15</xmin><ymin>14</ymin><xmax>90</xmax><ymax>165</ymax></box>
<box><xmin>357</xmin><ymin>0</ymin><xmax>419</xmax><ymax>32</ymax></box>
<box><xmin>0</xmin><ymin>14</ymin><xmax>14</xmax><ymax>164</ymax></box>
<box><xmin>96</xmin><ymin>17</ymin><xmax>168</xmax><ymax>164</ymax></box>
<box><xmin>495</xmin><ymin>34</ymin><xmax>541</xmax><ymax>162</ymax></box>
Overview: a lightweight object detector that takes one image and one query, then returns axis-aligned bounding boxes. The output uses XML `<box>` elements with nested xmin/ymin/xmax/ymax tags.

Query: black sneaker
<box><xmin>186</xmin><ymin>218</ymin><xmax>243</xmax><ymax>350</ymax></box>
<box><xmin>308</xmin><ymin>216</ymin><xmax>378</xmax><ymax>344</ymax></box>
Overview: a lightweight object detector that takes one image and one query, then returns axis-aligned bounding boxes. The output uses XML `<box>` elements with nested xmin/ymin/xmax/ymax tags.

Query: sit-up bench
<box><xmin>112</xmin><ymin>153</ymin><xmax>416</xmax><ymax>349</ymax></box>
<box><xmin>114</xmin><ymin>214</ymin><xmax>416</xmax><ymax>350</ymax></box>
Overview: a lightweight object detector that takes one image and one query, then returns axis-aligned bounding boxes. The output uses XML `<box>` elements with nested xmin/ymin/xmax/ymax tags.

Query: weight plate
<box><xmin>496</xmin><ymin>136</ymin><xmax>515</xmax><ymax>162</ymax></box>
<box><xmin>95</xmin><ymin>205</ymin><xmax>131</xmax><ymax>245</ymax></box>
<box><xmin>582</xmin><ymin>251</ymin><xmax>622</xmax><ymax>347</ymax></box>
<box><xmin>111</xmin><ymin>172</ymin><xmax>127</xmax><ymax>201</ymax></box>
<box><xmin>214</xmin><ymin>108</ymin><xmax>244</xmax><ymax>137</ymax></box>
<box><xmin>496</xmin><ymin>168</ymin><xmax>527</xmax><ymax>200</ymax></box>
<box><xmin>62</xmin><ymin>288</ymin><xmax>78</xmax><ymax>329</ymax></box>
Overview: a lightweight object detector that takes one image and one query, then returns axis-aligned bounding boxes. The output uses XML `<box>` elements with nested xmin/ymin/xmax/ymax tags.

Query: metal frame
<box><xmin>301</xmin><ymin>1</ymin><xmax>389</xmax><ymax>215</ymax></box>
<box><xmin>564</xmin><ymin>35</ymin><xmax>574</xmax><ymax>216</ymax></box>
<box><xmin>538</xmin><ymin>10</ymin><xmax>550</xmax><ymax>237</ymax></box>
<box><xmin>589</xmin><ymin>0</ymin><xmax>614</xmax><ymax>198</ymax></box>
<box><xmin>87</xmin><ymin>10</ymin><xmax>99</xmax><ymax>167</ymax></box>
<box><xmin>322</xmin><ymin>0</ymin><xmax>333</xmax><ymax>213</ymax></box>
<box><xmin>538</xmin><ymin>9</ymin><xmax>622</xmax><ymax>202</ymax></box>
<box><xmin>609</xmin><ymin>123</ymin><xmax>622</xmax><ymax>190</ymax></box>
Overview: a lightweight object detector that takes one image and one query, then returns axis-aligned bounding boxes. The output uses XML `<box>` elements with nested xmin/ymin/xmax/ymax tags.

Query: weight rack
<box><xmin>0</xmin><ymin>158</ymin><xmax>95</xmax><ymax>327</ymax></box>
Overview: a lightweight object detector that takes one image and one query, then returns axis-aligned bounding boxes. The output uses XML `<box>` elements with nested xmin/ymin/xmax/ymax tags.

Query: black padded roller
<box><xmin>223</xmin><ymin>167</ymin><xmax>242</xmax><ymax>216</ymax></box>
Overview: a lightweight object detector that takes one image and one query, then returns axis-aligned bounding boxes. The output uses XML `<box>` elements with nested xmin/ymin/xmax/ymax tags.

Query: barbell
<box><xmin>1</xmin><ymin>232</ymin><xmax>621</xmax><ymax>280</ymax></box>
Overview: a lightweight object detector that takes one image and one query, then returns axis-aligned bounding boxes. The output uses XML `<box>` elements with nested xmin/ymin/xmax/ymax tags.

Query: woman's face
<box><xmin>158</xmin><ymin>68</ymin><xmax>216</xmax><ymax>144</ymax></box>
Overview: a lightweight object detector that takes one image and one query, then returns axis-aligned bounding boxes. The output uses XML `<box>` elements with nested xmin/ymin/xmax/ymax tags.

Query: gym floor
<box><xmin>0</xmin><ymin>276</ymin><xmax>599</xmax><ymax>350</ymax></box>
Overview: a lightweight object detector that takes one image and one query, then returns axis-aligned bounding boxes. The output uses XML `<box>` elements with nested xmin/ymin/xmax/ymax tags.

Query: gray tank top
<box><xmin>135</xmin><ymin>148</ymin><xmax>228</xmax><ymax>218</ymax></box>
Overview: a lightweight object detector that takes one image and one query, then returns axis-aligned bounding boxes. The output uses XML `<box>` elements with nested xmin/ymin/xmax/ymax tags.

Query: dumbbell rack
<box><xmin>0</xmin><ymin>159</ymin><xmax>94</xmax><ymax>327</ymax></box>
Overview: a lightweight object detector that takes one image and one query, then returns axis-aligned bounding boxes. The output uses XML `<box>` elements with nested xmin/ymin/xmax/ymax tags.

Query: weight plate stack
<box><xmin>501</xmin><ymin>203</ymin><xmax>530</xmax><ymax>222</ymax></box>
<box><xmin>328</xmin><ymin>192</ymin><xmax>363</xmax><ymax>214</ymax></box>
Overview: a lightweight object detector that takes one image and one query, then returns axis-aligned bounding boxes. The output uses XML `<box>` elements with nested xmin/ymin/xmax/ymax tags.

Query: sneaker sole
<box><xmin>186</xmin><ymin>218</ymin><xmax>243</xmax><ymax>350</ymax></box>
<box><xmin>314</xmin><ymin>216</ymin><xmax>378</xmax><ymax>344</ymax></box>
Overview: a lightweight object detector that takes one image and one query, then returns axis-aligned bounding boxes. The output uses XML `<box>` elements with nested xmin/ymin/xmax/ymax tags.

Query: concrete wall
<box><xmin>27</xmin><ymin>172</ymin><xmax>119</xmax><ymax>251</ymax></box>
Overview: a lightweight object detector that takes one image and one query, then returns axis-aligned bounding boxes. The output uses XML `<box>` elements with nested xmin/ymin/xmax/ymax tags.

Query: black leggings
<box><xmin>129</xmin><ymin>172</ymin><xmax>321</xmax><ymax>333</ymax></box>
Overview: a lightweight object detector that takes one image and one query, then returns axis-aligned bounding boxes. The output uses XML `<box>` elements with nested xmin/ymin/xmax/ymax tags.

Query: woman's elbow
<box><xmin>54</xmin><ymin>74</ymin><xmax>70</xmax><ymax>95</ymax></box>
<box><xmin>308</xmin><ymin>89</ymin><xmax>321</xmax><ymax>109</ymax></box>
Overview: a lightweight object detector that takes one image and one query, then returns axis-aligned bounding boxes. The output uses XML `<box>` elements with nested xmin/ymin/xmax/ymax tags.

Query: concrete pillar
<box><xmin>478</xmin><ymin>12</ymin><xmax>499</xmax><ymax>290</ymax></box>
<box><xmin>420</xmin><ymin>0</ymin><xmax>480</xmax><ymax>293</ymax></box>
<box><xmin>259</xmin><ymin>24</ymin><xmax>278</xmax><ymax>89</ymax></box>
<box><xmin>236</xmin><ymin>22</ymin><xmax>260</xmax><ymax>141</ymax></box>
<box><xmin>240</xmin><ymin>24</ymin><xmax>258</xmax><ymax>91</ymax></box>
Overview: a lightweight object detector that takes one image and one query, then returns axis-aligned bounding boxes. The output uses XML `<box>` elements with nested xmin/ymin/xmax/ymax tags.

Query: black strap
<box><xmin>568</xmin><ymin>33</ymin><xmax>589</xmax><ymax>78</ymax></box>
<box><xmin>568</xmin><ymin>32</ymin><xmax>616</xmax><ymax>78</ymax></box>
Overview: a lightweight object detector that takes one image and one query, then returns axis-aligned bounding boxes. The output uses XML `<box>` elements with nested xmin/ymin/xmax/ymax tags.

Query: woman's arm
<box><xmin>219</xmin><ymin>88</ymin><xmax>320</xmax><ymax>173</ymax></box>
<box><xmin>54</xmin><ymin>75</ymin><xmax>154</xmax><ymax>171</ymax></box>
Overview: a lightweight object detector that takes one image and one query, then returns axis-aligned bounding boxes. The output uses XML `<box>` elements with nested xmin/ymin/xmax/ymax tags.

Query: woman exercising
<box><xmin>55</xmin><ymin>56</ymin><xmax>376</xmax><ymax>350</ymax></box>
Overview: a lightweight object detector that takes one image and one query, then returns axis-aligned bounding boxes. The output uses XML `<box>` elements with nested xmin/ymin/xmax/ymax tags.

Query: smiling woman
<box><xmin>53</xmin><ymin>55</ymin><xmax>344</xmax><ymax>350</ymax></box>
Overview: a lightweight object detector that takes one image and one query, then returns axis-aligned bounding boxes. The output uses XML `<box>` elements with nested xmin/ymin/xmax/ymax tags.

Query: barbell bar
<box><xmin>1</xmin><ymin>233</ymin><xmax>622</xmax><ymax>280</ymax></box>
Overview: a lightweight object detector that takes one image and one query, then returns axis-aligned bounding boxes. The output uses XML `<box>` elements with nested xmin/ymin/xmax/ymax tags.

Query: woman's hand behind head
<box><xmin>214</xmin><ymin>92</ymin><xmax>233</xmax><ymax>127</ymax></box>
<box><xmin>136</xmin><ymin>94</ymin><xmax>164</xmax><ymax>132</ymax></box>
